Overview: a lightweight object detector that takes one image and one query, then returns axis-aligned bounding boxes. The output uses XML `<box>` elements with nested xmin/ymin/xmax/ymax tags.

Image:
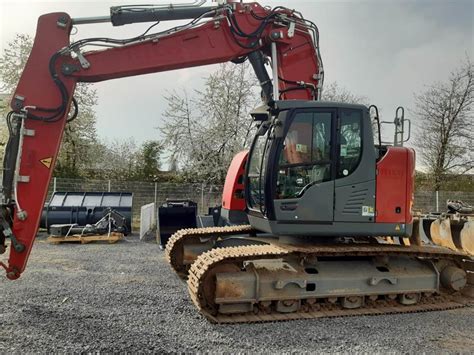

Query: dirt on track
<box><xmin>1</xmin><ymin>234</ymin><xmax>473</xmax><ymax>353</ymax></box>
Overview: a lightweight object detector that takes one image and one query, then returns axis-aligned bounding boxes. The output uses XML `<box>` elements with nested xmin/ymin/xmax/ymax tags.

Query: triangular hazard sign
<box><xmin>40</xmin><ymin>157</ymin><xmax>52</xmax><ymax>169</ymax></box>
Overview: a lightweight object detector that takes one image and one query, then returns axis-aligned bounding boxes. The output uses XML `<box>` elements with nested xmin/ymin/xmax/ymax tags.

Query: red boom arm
<box><xmin>1</xmin><ymin>2</ymin><xmax>322</xmax><ymax>279</ymax></box>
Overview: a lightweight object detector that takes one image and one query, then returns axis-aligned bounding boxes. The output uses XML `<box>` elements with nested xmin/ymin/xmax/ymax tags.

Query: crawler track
<box><xmin>187</xmin><ymin>243</ymin><xmax>474</xmax><ymax>323</ymax></box>
<box><xmin>165</xmin><ymin>225</ymin><xmax>256</xmax><ymax>278</ymax></box>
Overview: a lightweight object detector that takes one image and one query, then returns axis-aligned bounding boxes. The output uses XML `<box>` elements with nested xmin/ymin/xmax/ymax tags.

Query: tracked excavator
<box><xmin>1</xmin><ymin>1</ymin><xmax>472</xmax><ymax>323</ymax></box>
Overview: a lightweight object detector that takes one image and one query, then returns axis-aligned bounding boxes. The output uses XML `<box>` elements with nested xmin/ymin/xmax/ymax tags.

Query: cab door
<box><xmin>272</xmin><ymin>109</ymin><xmax>336</xmax><ymax>223</ymax></box>
<box><xmin>333</xmin><ymin>108</ymin><xmax>376</xmax><ymax>222</ymax></box>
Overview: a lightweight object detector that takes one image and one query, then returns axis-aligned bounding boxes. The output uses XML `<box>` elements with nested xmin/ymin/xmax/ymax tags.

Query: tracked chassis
<box><xmin>166</xmin><ymin>226</ymin><xmax>474</xmax><ymax>324</ymax></box>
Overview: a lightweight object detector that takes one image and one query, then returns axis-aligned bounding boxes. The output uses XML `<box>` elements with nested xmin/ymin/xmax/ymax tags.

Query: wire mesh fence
<box><xmin>46</xmin><ymin>177</ymin><xmax>474</xmax><ymax>230</ymax></box>
<box><xmin>413</xmin><ymin>190</ymin><xmax>474</xmax><ymax>213</ymax></box>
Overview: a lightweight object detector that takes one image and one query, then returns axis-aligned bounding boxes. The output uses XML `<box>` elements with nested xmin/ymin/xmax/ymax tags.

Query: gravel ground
<box><xmin>1</xmin><ymin>234</ymin><xmax>473</xmax><ymax>353</ymax></box>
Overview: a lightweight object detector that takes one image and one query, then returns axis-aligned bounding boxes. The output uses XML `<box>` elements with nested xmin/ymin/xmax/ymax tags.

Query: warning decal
<box><xmin>361</xmin><ymin>206</ymin><xmax>375</xmax><ymax>217</ymax></box>
<box><xmin>40</xmin><ymin>157</ymin><xmax>53</xmax><ymax>169</ymax></box>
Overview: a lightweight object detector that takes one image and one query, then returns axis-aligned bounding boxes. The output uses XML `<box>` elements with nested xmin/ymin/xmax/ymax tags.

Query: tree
<box><xmin>83</xmin><ymin>138</ymin><xmax>164</xmax><ymax>181</ymax></box>
<box><xmin>91</xmin><ymin>138</ymin><xmax>140</xmax><ymax>180</ymax></box>
<box><xmin>160</xmin><ymin>62</ymin><xmax>259</xmax><ymax>184</ymax></box>
<box><xmin>0</xmin><ymin>34</ymin><xmax>99</xmax><ymax>178</ymax></box>
<box><xmin>136</xmin><ymin>140</ymin><xmax>163</xmax><ymax>180</ymax></box>
<box><xmin>54</xmin><ymin>84</ymin><xmax>99</xmax><ymax>177</ymax></box>
<box><xmin>414</xmin><ymin>59</ymin><xmax>474</xmax><ymax>190</ymax></box>
<box><xmin>322</xmin><ymin>81</ymin><xmax>368</xmax><ymax>104</ymax></box>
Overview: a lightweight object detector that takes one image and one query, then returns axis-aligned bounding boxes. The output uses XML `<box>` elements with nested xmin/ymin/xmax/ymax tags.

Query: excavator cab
<box><xmin>245</xmin><ymin>101</ymin><xmax>413</xmax><ymax>238</ymax></box>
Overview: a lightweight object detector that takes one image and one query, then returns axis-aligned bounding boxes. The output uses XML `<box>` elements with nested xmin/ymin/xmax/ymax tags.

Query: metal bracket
<box><xmin>17</xmin><ymin>176</ymin><xmax>30</xmax><ymax>183</ymax></box>
<box><xmin>12</xmin><ymin>95</ymin><xmax>25</xmax><ymax>111</ymax></box>
<box><xmin>274</xmin><ymin>279</ymin><xmax>306</xmax><ymax>289</ymax></box>
<box><xmin>22</xmin><ymin>128</ymin><xmax>35</xmax><ymax>137</ymax></box>
<box><xmin>62</xmin><ymin>63</ymin><xmax>81</xmax><ymax>76</ymax></box>
<box><xmin>0</xmin><ymin>209</ymin><xmax>25</xmax><ymax>253</ymax></box>
<box><xmin>368</xmin><ymin>276</ymin><xmax>398</xmax><ymax>286</ymax></box>
<box><xmin>57</xmin><ymin>16</ymin><xmax>68</xmax><ymax>29</ymax></box>
<box><xmin>74</xmin><ymin>50</ymin><xmax>91</xmax><ymax>69</ymax></box>
<box><xmin>287</xmin><ymin>21</ymin><xmax>295</xmax><ymax>38</ymax></box>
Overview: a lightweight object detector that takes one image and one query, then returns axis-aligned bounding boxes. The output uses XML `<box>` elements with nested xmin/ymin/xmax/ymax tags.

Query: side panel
<box><xmin>334</xmin><ymin>108</ymin><xmax>376</xmax><ymax>222</ymax></box>
<box><xmin>375</xmin><ymin>147</ymin><xmax>412</xmax><ymax>223</ymax></box>
<box><xmin>405</xmin><ymin>148</ymin><xmax>415</xmax><ymax>224</ymax></box>
<box><xmin>248</xmin><ymin>214</ymin><xmax>412</xmax><ymax>237</ymax></box>
<box><xmin>334</xmin><ymin>181</ymin><xmax>375</xmax><ymax>222</ymax></box>
<box><xmin>222</xmin><ymin>151</ymin><xmax>248</xmax><ymax>212</ymax></box>
<box><xmin>274</xmin><ymin>182</ymin><xmax>334</xmax><ymax>222</ymax></box>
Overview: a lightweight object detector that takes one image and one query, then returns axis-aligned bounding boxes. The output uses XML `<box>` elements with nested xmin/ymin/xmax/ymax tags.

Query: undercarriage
<box><xmin>165</xmin><ymin>225</ymin><xmax>474</xmax><ymax>323</ymax></box>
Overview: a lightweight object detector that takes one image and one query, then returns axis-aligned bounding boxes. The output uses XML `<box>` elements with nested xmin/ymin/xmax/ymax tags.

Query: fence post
<box><xmin>435</xmin><ymin>190</ymin><xmax>439</xmax><ymax>212</ymax></box>
<box><xmin>201</xmin><ymin>183</ymin><xmax>205</xmax><ymax>215</ymax></box>
<box><xmin>154</xmin><ymin>181</ymin><xmax>158</xmax><ymax>207</ymax></box>
<box><xmin>53</xmin><ymin>177</ymin><xmax>57</xmax><ymax>193</ymax></box>
<box><xmin>108</xmin><ymin>180</ymin><xmax>111</xmax><ymax>192</ymax></box>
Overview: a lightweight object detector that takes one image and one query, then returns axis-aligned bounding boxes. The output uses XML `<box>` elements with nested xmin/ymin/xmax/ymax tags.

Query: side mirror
<box><xmin>250</xmin><ymin>104</ymin><xmax>270</xmax><ymax>122</ymax></box>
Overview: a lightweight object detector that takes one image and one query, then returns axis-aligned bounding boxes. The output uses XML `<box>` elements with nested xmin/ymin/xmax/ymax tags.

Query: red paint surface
<box><xmin>66</xmin><ymin>2</ymin><xmax>320</xmax><ymax>103</ymax></box>
<box><xmin>405</xmin><ymin>148</ymin><xmax>415</xmax><ymax>224</ymax></box>
<box><xmin>375</xmin><ymin>147</ymin><xmax>415</xmax><ymax>224</ymax></box>
<box><xmin>222</xmin><ymin>151</ymin><xmax>248</xmax><ymax>211</ymax></box>
<box><xmin>6</xmin><ymin>13</ymin><xmax>76</xmax><ymax>278</ymax></box>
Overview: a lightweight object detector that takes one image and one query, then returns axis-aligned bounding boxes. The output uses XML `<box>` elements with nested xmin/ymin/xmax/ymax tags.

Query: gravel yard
<box><xmin>1</xmin><ymin>234</ymin><xmax>473</xmax><ymax>353</ymax></box>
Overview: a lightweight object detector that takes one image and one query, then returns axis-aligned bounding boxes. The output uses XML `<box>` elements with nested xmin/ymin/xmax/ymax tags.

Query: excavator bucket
<box><xmin>459</xmin><ymin>221</ymin><xmax>474</xmax><ymax>255</ymax></box>
<box><xmin>429</xmin><ymin>217</ymin><xmax>474</xmax><ymax>256</ymax></box>
<box><xmin>430</xmin><ymin>217</ymin><xmax>458</xmax><ymax>251</ymax></box>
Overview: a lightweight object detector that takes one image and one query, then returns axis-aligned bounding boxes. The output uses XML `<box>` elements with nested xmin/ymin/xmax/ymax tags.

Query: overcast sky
<box><xmin>1</xmin><ymin>0</ymin><xmax>473</xmax><ymax>148</ymax></box>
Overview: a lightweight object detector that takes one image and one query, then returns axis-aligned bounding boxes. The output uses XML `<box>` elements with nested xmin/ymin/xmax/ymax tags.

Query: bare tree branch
<box><xmin>414</xmin><ymin>58</ymin><xmax>474</xmax><ymax>190</ymax></box>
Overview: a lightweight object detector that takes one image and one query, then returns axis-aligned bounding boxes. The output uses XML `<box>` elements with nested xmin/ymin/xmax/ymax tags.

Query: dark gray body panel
<box><xmin>334</xmin><ymin>180</ymin><xmax>375</xmax><ymax>222</ymax></box>
<box><xmin>248</xmin><ymin>214</ymin><xmax>412</xmax><ymax>237</ymax></box>
<box><xmin>274</xmin><ymin>181</ymin><xmax>335</xmax><ymax>222</ymax></box>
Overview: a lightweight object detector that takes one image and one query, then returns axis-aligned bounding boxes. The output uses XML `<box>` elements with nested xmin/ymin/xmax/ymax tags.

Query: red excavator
<box><xmin>1</xmin><ymin>1</ymin><xmax>472</xmax><ymax>323</ymax></box>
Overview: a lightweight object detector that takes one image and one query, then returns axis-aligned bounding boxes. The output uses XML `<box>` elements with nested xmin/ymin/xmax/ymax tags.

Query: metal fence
<box><xmin>46</xmin><ymin>177</ymin><xmax>474</xmax><ymax>230</ymax></box>
<box><xmin>414</xmin><ymin>190</ymin><xmax>474</xmax><ymax>213</ymax></box>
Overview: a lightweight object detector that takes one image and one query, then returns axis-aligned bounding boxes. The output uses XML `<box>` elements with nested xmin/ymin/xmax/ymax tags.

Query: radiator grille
<box><xmin>342</xmin><ymin>189</ymin><xmax>368</xmax><ymax>214</ymax></box>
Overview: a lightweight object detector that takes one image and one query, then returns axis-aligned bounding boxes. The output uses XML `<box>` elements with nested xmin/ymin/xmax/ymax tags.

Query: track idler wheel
<box><xmin>440</xmin><ymin>266</ymin><xmax>467</xmax><ymax>292</ymax></box>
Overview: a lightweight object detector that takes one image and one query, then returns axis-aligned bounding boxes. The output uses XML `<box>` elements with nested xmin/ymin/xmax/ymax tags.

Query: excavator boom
<box><xmin>0</xmin><ymin>1</ymin><xmax>322</xmax><ymax>279</ymax></box>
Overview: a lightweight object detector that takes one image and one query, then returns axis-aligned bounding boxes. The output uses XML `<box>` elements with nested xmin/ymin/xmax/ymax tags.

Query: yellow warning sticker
<box><xmin>395</xmin><ymin>224</ymin><xmax>400</xmax><ymax>231</ymax></box>
<box><xmin>40</xmin><ymin>157</ymin><xmax>52</xmax><ymax>169</ymax></box>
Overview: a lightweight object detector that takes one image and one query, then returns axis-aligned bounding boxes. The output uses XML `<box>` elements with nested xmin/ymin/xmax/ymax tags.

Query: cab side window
<box><xmin>277</xmin><ymin>111</ymin><xmax>332</xmax><ymax>199</ymax></box>
<box><xmin>338</xmin><ymin>109</ymin><xmax>362</xmax><ymax>178</ymax></box>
